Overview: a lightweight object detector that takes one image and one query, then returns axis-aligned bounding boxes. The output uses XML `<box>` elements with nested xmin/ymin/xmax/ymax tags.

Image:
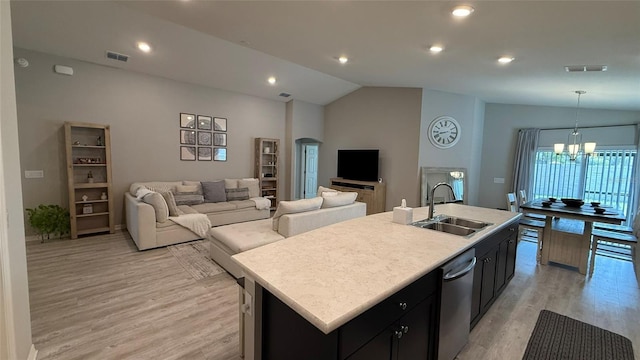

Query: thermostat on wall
<box><xmin>54</xmin><ymin>65</ymin><xmax>74</xmax><ymax>76</ymax></box>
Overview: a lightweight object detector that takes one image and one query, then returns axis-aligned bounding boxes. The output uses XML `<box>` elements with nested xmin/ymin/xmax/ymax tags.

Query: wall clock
<box><xmin>428</xmin><ymin>116</ymin><xmax>461</xmax><ymax>149</ymax></box>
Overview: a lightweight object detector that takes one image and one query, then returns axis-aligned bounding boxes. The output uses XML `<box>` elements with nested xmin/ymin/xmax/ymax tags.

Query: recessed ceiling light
<box><xmin>452</xmin><ymin>5</ymin><xmax>474</xmax><ymax>17</ymax></box>
<box><xmin>429</xmin><ymin>45</ymin><xmax>444</xmax><ymax>53</ymax></box>
<box><xmin>498</xmin><ymin>56</ymin><xmax>515</xmax><ymax>64</ymax></box>
<box><xmin>338</xmin><ymin>56</ymin><xmax>349</xmax><ymax>64</ymax></box>
<box><xmin>137</xmin><ymin>42</ymin><xmax>152</xmax><ymax>53</ymax></box>
<box><xmin>267</xmin><ymin>76</ymin><xmax>277</xmax><ymax>85</ymax></box>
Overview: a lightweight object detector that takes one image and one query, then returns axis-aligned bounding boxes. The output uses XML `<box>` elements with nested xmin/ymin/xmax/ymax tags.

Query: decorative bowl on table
<box><xmin>594</xmin><ymin>207</ymin><xmax>606</xmax><ymax>214</ymax></box>
<box><xmin>590</xmin><ymin>201</ymin><xmax>601</xmax><ymax>207</ymax></box>
<box><xmin>561</xmin><ymin>198</ymin><xmax>585</xmax><ymax>208</ymax></box>
<box><xmin>541</xmin><ymin>201</ymin><xmax>552</xmax><ymax>207</ymax></box>
<box><xmin>548</xmin><ymin>197</ymin><xmax>557</xmax><ymax>202</ymax></box>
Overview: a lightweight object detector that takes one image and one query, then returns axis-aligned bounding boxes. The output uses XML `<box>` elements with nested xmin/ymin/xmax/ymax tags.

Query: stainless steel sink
<box><xmin>437</xmin><ymin>216</ymin><xmax>490</xmax><ymax>229</ymax></box>
<box><xmin>410</xmin><ymin>215</ymin><xmax>492</xmax><ymax>237</ymax></box>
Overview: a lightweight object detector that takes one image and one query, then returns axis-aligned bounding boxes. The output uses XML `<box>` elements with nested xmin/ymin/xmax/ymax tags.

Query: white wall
<box><xmin>13</xmin><ymin>48</ymin><xmax>287</xmax><ymax>230</ymax></box>
<box><xmin>320</xmin><ymin>87</ymin><xmax>422</xmax><ymax>209</ymax></box>
<box><xmin>480</xmin><ymin>103</ymin><xmax>640</xmax><ymax>210</ymax></box>
<box><xmin>288</xmin><ymin>100</ymin><xmax>324</xmax><ymax>199</ymax></box>
<box><xmin>0</xmin><ymin>2</ymin><xmax>34</xmax><ymax>358</ymax></box>
<box><xmin>419</xmin><ymin>89</ymin><xmax>485</xmax><ymax>205</ymax></box>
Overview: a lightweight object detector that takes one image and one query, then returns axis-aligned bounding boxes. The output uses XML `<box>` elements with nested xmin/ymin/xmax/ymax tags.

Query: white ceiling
<box><xmin>10</xmin><ymin>1</ymin><xmax>640</xmax><ymax>110</ymax></box>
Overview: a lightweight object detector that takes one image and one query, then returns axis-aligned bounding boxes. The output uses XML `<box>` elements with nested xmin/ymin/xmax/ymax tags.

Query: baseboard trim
<box><xmin>27</xmin><ymin>344</ymin><xmax>38</xmax><ymax>360</ymax></box>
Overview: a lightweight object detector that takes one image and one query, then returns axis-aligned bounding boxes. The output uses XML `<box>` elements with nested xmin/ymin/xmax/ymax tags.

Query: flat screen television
<box><xmin>337</xmin><ymin>149</ymin><xmax>379</xmax><ymax>182</ymax></box>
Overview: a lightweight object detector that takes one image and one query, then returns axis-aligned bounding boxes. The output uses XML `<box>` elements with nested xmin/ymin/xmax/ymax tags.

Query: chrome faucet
<box><xmin>429</xmin><ymin>182</ymin><xmax>456</xmax><ymax>220</ymax></box>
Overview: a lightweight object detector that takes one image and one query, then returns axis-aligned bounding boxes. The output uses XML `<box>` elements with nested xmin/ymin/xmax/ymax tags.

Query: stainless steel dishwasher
<box><xmin>438</xmin><ymin>248</ymin><xmax>477</xmax><ymax>360</ymax></box>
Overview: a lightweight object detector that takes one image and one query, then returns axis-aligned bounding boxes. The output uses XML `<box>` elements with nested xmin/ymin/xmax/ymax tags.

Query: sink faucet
<box><xmin>429</xmin><ymin>182</ymin><xmax>456</xmax><ymax>220</ymax></box>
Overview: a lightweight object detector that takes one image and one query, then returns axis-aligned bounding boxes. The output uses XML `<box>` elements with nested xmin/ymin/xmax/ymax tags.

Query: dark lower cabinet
<box><xmin>347</xmin><ymin>295</ymin><xmax>436</xmax><ymax>360</ymax></box>
<box><xmin>471</xmin><ymin>220</ymin><xmax>518</xmax><ymax>329</ymax></box>
<box><xmin>260</xmin><ymin>271</ymin><xmax>439</xmax><ymax>360</ymax></box>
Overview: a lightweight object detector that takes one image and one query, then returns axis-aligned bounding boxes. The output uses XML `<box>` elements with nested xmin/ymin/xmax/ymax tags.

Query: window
<box><xmin>532</xmin><ymin>149</ymin><xmax>637</xmax><ymax>224</ymax></box>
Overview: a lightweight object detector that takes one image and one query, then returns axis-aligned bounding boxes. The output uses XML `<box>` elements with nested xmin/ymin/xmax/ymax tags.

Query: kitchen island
<box><xmin>232</xmin><ymin>204</ymin><xmax>521</xmax><ymax>360</ymax></box>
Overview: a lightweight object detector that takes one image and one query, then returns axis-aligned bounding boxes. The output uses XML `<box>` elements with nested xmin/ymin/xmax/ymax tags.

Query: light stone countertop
<box><xmin>232</xmin><ymin>204</ymin><xmax>521</xmax><ymax>334</ymax></box>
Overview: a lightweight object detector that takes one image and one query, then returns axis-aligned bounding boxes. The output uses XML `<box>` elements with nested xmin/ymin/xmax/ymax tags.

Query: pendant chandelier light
<box><xmin>554</xmin><ymin>90</ymin><xmax>596</xmax><ymax>161</ymax></box>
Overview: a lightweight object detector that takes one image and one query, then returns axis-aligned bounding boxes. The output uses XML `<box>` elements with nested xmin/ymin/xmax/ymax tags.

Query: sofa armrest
<box><xmin>278</xmin><ymin>202</ymin><xmax>367</xmax><ymax>237</ymax></box>
<box><xmin>124</xmin><ymin>192</ymin><xmax>157</xmax><ymax>250</ymax></box>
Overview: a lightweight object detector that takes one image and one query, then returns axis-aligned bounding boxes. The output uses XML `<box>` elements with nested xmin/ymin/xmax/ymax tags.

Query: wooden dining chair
<box><xmin>518</xmin><ymin>190</ymin><xmax>546</xmax><ymax>220</ymax></box>
<box><xmin>589</xmin><ymin>208</ymin><xmax>639</xmax><ymax>279</ymax></box>
<box><xmin>507</xmin><ymin>192</ymin><xmax>546</xmax><ymax>262</ymax></box>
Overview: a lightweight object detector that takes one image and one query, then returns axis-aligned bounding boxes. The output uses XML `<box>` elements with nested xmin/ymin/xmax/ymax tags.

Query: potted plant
<box><xmin>25</xmin><ymin>204</ymin><xmax>70</xmax><ymax>242</ymax></box>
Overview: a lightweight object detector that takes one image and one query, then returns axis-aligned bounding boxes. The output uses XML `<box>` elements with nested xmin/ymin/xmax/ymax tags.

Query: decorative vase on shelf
<box><xmin>87</xmin><ymin>171</ymin><xmax>94</xmax><ymax>183</ymax></box>
<box><xmin>101</xmin><ymin>192</ymin><xmax>107</xmax><ymax>200</ymax></box>
<box><xmin>81</xmin><ymin>194</ymin><xmax>88</xmax><ymax>202</ymax></box>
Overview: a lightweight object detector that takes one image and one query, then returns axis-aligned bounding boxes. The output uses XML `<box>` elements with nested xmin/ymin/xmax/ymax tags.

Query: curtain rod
<box><xmin>533</xmin><ymin>123</ymin><xmax>638</xmax><ymax>131</ymax></box>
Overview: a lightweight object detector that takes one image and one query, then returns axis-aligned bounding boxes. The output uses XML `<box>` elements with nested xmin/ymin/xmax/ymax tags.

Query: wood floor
<box><xmin>27</xmin><ymin>232</ymin><xmax>638</xmax><ymax>359</ymax></box>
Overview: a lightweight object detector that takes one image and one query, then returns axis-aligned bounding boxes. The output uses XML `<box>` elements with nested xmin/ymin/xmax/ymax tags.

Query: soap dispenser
<box><xmin>393</xmin><ymin>199</ymin><xmax>413</xmax><ymax>225</ymax></box>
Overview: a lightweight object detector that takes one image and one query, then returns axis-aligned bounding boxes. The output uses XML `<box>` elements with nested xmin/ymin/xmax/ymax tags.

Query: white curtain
<box><xmin>511</xmin><ymin>128</ymin><xmax>541</xmax><ymax>200</ymax></box>
<box><xmin>631</xmin><ymin>123</ymin><xmax>640</xmax><ymax>220</ymax></box>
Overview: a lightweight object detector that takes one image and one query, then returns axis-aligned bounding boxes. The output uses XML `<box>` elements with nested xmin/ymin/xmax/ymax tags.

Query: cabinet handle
<box><xmin>509</xmin><ymin>239</ymin><xmax>515</xmax><ymax>244</ymax></box>
<box><xmin>395</xmin><ymin>330</ymin><xmax>403</xmax><ymax>339</ymax></box>
<box><xmin>399</xmin><ymin>302</ymin><xmax>407</xmax><ymax>310</ymax></box>
<box><xmin>401</xmin><ymin>325</ymin><xmax>409</xmax><ymax>334</ymax></box>
<box><xmin>509</xmin><ymin>227</ymin><xmax>516</xmax><ymax>232</ymax></box>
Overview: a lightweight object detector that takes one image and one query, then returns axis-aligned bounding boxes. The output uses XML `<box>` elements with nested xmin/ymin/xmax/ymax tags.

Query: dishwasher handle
<box><xmin>443</xmin><ymin>257</ymin><xmax>477</xmax><ymax>281</ymax></box>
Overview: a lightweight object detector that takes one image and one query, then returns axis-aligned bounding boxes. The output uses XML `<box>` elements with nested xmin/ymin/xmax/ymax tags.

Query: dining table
<box><xmin>520</xmin><ymin>199</ymin><xmax>626</xmax><ymax>274</ymax></box>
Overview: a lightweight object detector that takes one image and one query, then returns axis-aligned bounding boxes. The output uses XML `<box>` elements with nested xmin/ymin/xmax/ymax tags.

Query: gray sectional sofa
<box><xmin>125</xmin><ymin>180</ymin><xmax>270</xmax><ymax>250</ymax></box>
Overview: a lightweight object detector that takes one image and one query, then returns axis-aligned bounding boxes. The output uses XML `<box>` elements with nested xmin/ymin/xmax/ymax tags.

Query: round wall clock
<box><xmin>428</xmin><ymin>116</ymin><xmax>461</xmax><ymax>149</ymax></box>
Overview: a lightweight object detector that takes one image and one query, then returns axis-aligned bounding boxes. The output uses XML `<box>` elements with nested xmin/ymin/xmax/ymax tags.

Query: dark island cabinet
<box><xmin>260</xmin><ymin>270</ymin><xmax>439</xmax><ymax>360</ymax></box>
<box><xmin>470</xmin><ymin>220</ymin><xmax>519</xmax><ymax>329</ymax></box>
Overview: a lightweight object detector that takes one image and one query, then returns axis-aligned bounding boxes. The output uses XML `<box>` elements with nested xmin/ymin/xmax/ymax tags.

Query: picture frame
<box><xmin>214</xmin><ymin>133</ymin><xmax>227</xmax><ymax>146</ymax></box>
<box><xmin>180</xmin><ymin>113</ymin><xmax>196</xmax><ymax>129</ymax></box>
<box><xmin>180</xmin><ymin>146</ymin><xmax>196</xmax><ymax>161</ymax></box>
<box><xmin>197</xmin><ymin>115</ymin><xmax>212</xmax><ymax>130</ymax></box>
<box><xmin>198</xmin><ymin>131</ymin><xmax>212</xmax><ymax>146</ymax></box>
<box><xmin>214</xmin><ymin>148</ymin><xmax>227</xmax><ymax>161</ymax></box>
<box><xmin>180</xmin><ymin>130</ymin><xmax>196</xmax><ymax>145</ymax></box>
<box><xmin>214</xmin><ymin>117</ymin><xmax>227</xmax><ymax>132</ymax></box>
<box><xmin>198</xmin><ymin>147</ymin><xmax>212</xmax><ymax>161</ymax></box>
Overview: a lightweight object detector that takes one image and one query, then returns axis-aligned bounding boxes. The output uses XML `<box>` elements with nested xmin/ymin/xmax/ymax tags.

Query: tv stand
<box><xmin>330</xmin><ymin>178</ymin><xmax>386</xmax><ymax>215</ymax></box>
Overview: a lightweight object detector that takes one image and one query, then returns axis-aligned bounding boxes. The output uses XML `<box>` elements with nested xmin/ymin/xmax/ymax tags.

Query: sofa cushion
<box><xmin>209</xmin><ymin>219</ymin><xmax>284</xmax><ymax>254</ymax></box>
<box><xmin>174</xmin><ymin>194</ymin><xmax>205</xmax><ymax>206</ymax></box>
<box><xmin>190</xmin><ymin>202</ymin><xmax>236</xmax><ymax>213</ymax></box>
<box><xmin>318</xmin><ymin>185</ymin><xmax>338</xmax><ymax>197</ymax></box>
<box><xmin>181</xmin><ymin>181</ymin><xmax>203</xmax><ymax>195</ymax></box>
<box><xmin>202</xmin><ymin>181</ymin><xmax>227</xmax><ymax>203</ymax></box>
<box><xmin>238</xmin><ymin>179</ymin><xmax>260</xmax><ymax>198</ymax></box>
<box><xmin>321</xmin><ymin>192</ymin><xmax>358</xmax><ymax>208</ymax></box>
<box><xmin>142</xmin><ymin>192</ymin><xmax>169</xmax><ymax>223</ymax></box>
<box><xmin>226</xmin><ymin>187</ymin><xmax>250</xmax><ymax>201</ymax></box>
<box><xmin>272</xmin><ymin>197</ymin><xmax>323</xmax><ymax>231</ymax></box>
<box><xmin>161</xmin><ymin>191</ymin><xmax>183</xmax><ymax>216</ymax></box>
<box><xmin>224</xmin><ymin>178</ymin><xmax>239</xmax><ymax>189</ymax></box>
<box><xmin>229</xmin><ymin>200</ymin><xmax>256</xmax><ymax>210</ymax></box>
<box><xmin>177</xmin><ymin>205</ymin><xmax>199</xmax><ymax>215</ymax></box>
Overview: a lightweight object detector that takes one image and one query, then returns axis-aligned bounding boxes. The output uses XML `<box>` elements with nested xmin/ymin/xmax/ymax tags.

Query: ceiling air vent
<box><xmin>279</xmin><ymin>92</ymin><xmax>291</xmax><ymax>98</ymax></box>
<box><xmin>106</xmin><ymin>51</ymin><xmax>129</xmax><ymax>63</ymax></box>
<box><xmin>564</xmin><ymin>65</ymin><xmax>608</xmax><ymax>72</ymax></box>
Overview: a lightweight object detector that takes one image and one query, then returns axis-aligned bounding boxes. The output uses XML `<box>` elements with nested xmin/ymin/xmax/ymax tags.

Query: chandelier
<box><xmin>554</xmin><ymin>90</ymin><xmax>596</xmax><ymax>161</ymax></box>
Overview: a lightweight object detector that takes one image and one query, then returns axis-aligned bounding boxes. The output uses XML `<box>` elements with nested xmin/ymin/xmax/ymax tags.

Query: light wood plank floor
<box><xmin>27</xmin><ymin>232</ymin><xmax>638</xmax><ymax>359</ymax></box>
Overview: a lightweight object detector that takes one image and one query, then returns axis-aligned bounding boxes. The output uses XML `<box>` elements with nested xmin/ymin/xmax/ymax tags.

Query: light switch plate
<box><xmin>25</xmin><ymin>170</ymin><xmax>44</xmax><ymax>178</ymax></box>
<box><xmin>493</xmin><ymin>177</ymin><xmax>505</xmax><ymax>184</ymax></box>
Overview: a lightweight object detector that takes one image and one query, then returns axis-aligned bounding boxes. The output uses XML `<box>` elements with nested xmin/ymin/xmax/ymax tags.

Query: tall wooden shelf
<box><xmin>254</xmin><ymin>138</ymin><xmax>280</xmax><ymax>210</ymax></box>
<box><xmin>64</xmin><ymin>122</ymin><xmax>115</xmax><ymax>239</ymax></box>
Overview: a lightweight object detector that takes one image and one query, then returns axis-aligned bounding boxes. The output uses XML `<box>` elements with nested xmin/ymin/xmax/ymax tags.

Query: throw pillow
<box><xmin>224</xmin><ymin>178</ymin><xmax>239</xmax><ymax>189</ymax></box>
<box><xmin>176</xmin><ymin>184</ymin><xmax>199</xmax><ymax>193</ymax></box>
<box><xmin>181</xmin><ymin>181</ymin><xmax>203</xmax><ymax>195</ymax></box>
<box><xmin>161</xmin><ymin>191</ymin><xmax>184</xmax><ymax>217</ymax></box>
<box><xmin>321</xmin><ymin>192</ymin><xmax>358</xmax><ymax>208</ymax></box>
<box><xmin>135</xmin><ymin>187</ymin><xmax>154</xmax><ymax>200</ymax></box>
<box><xmin>202</xmin><ymin>180</ymin><xmax>227</xmax><ymax>203</ymax></box>
<box><xmin>238</xmin><ymin>179</ymin><xmax>260</xmax><ymax>198</ymax></box>
<box><xmin>226</xmin><ymin>187</ymin><xmax>250</xmax><ymax>201</ymax></box>
<box><xmin>141</xmin><ymin>192</ymin><xmax>169</xmax><ymax>223</ymax></box>
<box><xmin>272</xmin><ymin>197</ymin><xmax>323</xmax><ymax>231</ymax></box>
<box><xmin>317</xmin><ymin>185</ymin><xmax>338</xmax><ymax>197</ymax></box>
<box><xmin>173</xmin><ymin>194</ymin><xmax>205</xmax><ymax>206</ymax></box>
